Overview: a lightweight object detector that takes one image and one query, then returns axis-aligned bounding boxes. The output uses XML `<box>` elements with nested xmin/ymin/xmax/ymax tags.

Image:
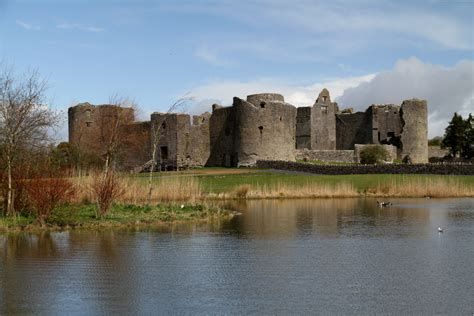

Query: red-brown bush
<box><xmin>25</xmin><ymin>176</ymin><xmax>76</xmax><ymax>226</ymax></box>
<box><xmin>91</xmin><ymin>171</ymin><xmax>124</xmax><ymax>218</ymax></box>
<box><xmin>0</xmin><ymin>167</ymin><xmax>30</xmax><ymax>216</ymax></box>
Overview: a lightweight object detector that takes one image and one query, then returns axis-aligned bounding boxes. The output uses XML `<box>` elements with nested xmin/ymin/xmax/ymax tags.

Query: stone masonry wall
<box><xmin>311</xmin><ymin>89</ymin><xmax>337</xmax><ymax>150</ymax></box>
<box><xmin>186</xmin><ymin>113</ymin><xmax>211</xmax><ymax>167</ymax></box>
<box><xmin>336</xmin><ymin>111</ymin><xmax>373</xmax><ymax>150</ymax></box>
<box><xmin>295</xmin><ymin>149</ymin><xmax>355</xmax><ymax>163</ymax></box>
<box><xmin>354</xmin><ymin>144</ymin><xmax>398</xmax><ymax>163</ymax></box>
<box><xmin>296</xmin><ymin>107</ymin><xmax>311</xmax><ymax>149</ymax></box>
<box><xmin>400</xmin><ymin>99</ymin><xmax>428</xmax><ymax>163</ymax></box>
<box><xmin>207</xmin><ymin>105</ymin><xmax>236</xmax><ymax>167</ymax></box>
<box><xmin>257</xmin><ymin>160</ymin><xmax>474</xmax><ymax>175</ymax></box>
<box><xmin>234</xmin><ymin>94</ymin><xmax>297</xmax><ymax>166</ymax></box>
<box><xmin>371</xmin><ymin>105</ymin><xmax>402</xmax><ymax>146</ymax></box>
<box><xmin>428</xmin><ymin>146</ymin><xmax>449</xmax><ymax>158</ymax></box>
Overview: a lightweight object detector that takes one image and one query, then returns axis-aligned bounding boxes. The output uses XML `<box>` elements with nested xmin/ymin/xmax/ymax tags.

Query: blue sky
<box><xmin>0</xmin><ymin>0</ymin><xmax>473</xmax><ymax>138</ymax></box>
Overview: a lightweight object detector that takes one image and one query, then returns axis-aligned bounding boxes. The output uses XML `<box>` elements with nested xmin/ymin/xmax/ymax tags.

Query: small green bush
<box><xmin>359</xmin><ymin>146</ymin><xmax>389</xmax><ymax>164</ymax></box>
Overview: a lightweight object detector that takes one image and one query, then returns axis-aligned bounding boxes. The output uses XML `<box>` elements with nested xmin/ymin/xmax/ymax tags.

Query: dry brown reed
<box><xmin>72</xmin><ymin>174</ymin><xmax>473</xmax><ymax>203</ymax></box>
<box><xmin>225</xmin><ymin>182</ymin><xmax>359</xmax><ymax>199</ymax></box>
<box><xmin>73</xmin><ymin>175</ymin><xmax>203</xmax><ymax>205</ymax></box>
<box><xmin>367</xmin><ymin>177</ymin><xmax>474</xmax><ymax>197</ymax></box>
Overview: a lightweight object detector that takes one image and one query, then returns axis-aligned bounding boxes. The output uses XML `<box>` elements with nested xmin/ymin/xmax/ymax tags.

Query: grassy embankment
<box><xmin>1</xmin><ymin>168</ymin><xmax>472</xmax><ymax>231</ymax></box>
<box><xmin>109</xmin><ymin>167</ymin><xmax>474</xmax><ymax>201</ymax></box>
<box><xmin>0</xmin><ymin>203</ymin><xmax>232</xmax><ymax>232</ymax></box>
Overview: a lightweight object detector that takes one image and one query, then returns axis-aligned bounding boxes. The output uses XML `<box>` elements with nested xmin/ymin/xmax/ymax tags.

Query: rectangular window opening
<box><xmin>160</xmin><ymin>146</ymin><xmax>169</xmax><ymax>160</ymax></box>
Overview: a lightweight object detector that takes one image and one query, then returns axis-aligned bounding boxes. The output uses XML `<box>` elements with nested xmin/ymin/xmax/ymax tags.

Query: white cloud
<box><xmin>336</xmin><ymin>57</ymin><xmax>474</xmax><ymax>137</ymax></box>
<box><xmin>195</xmin><ymin>46</ymin><xmax>233</xmax><ymax>66</ymax></box>
<box><xmin>188</xmin><ymin>57</ymin><xmax>473</xmax><ymax>138</ymax></box>
<box><xmin>188</xmin><ymin>74</ymin><xmax>375</xmax><ymax>113</ymax></box>
<box><xmin>56</xmin><ymin>23</ymin><xmax>104</xmax><ymax>33</ymax></box>
<box><xmin>16</xmin><ymin>20</ymin><xmax>40</xmax><ymax>31</ymax></box>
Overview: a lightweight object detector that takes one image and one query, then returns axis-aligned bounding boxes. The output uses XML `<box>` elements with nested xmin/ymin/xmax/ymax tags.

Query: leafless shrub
<box><xmin>25</xmin><ymin>174</ymin><xmax>76</xmax><ymax>227</ymax></box>
<box><xmin>91</xmin><ymin>171</ymin><xmax>124</xmax><ymax>218</ymax></box>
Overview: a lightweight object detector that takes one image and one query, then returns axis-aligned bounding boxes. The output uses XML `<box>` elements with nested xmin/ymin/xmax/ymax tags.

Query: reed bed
<box><xmin>367</xmin><ymin>177</ymin><xmax>474</xmax><ymax>197</ymax></box>
<box><xmin>74</xmin><ymin>176</ymin><xmax>203</xmax><ymax>205</ymax></box>
<box><xmin>72</xmin><ymin>173</ymin><xmax>473</xmax><ymax>202</ymax></box>
<box><xmin>208</xmin><ymin>182</ymin><xmax>359</xmax><ymax>199</ymax></box>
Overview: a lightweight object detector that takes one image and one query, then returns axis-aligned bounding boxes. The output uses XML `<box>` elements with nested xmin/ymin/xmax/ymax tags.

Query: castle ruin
<box><xmin>68</xmin><ymin>89</ymin><xmax>428</xmax><ymax>170</ymax></box>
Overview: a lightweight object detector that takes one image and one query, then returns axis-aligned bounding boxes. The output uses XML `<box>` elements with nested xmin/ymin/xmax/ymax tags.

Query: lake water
<box><xmin>1</xmin><ymin>198</ymin><xmax>473</xmax><ymax>314</ymax></box>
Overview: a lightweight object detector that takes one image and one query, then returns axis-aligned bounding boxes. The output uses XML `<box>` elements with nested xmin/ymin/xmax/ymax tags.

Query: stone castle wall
<box><xmin>234</xmin><ymin>94</ymin><xmax>297</xmax><ymax>166</ymax></box>
<box><xmin>207</xmin><ymin>105</ymin><xmax>236</xmax><ymax>167</ymax></box>
<box><xmin>68</xmin><ymin>89</ymin><xmax>429</xmax><ymax>169</ymax></box>
<box><xmin>353</xmin><ymin>144</ymin><xmax>398</xmax><ymax>163</ymax></box>
<box><xmin>296</xmin><ymin>107</ymin><xmax>311</xmax><ymax>149</ymax></box>
<box><xmin>400</xmin><ymin>99</ymin><xmax>428</xmax><ymax>163</ymax></box>
<box><xmin>68</xmin><ymin>103</ymin><xmax>145</xmax><ymax>168</ymax></box>
<box><xmin>257</xmin><ymin>160</ymin><xmax>474</xmax><ymax>175</ymax></box>
<box><xmin>311</xmin><ymin>89</ymin><xmax>337</xmax><ymax>150</ymax></box>
<box><xmin>296</xmin><ymin>149</ymin><xmax>355</xmax><ymax>163</ymax></box>
<box><xmin>336</xmin><ymin>111</ymin><xmax>373</xmax><ymax>150</ymax></box>
<box><xmin>428</xmin><ymin>146</ymin><xmax>449</xmax><ymax>159</ymax></box>
<box><xmin>371</xmin><ymin>105</ymin><xmax>403</xmax><ymax>146</ymax></box>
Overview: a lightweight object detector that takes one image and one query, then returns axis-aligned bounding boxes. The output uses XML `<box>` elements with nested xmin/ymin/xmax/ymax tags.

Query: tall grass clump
<box><xmin>369</xmin><ymin>177</ymin><xmax>474</xmax><ymax>197</ymax></box>
<box><xmin>230</xmin><ymin>181</ymin><xmax>358</xmax><ymax>199</ymax></box>
<box><xmin>91</xmin><ymin>171</ymin><xmax>124</xmax><ymax>218</ymax></box>
<box><xmin>75</xmin><ymin>175</ymin><xmax>202</xmax><ymax>205</ymax></box>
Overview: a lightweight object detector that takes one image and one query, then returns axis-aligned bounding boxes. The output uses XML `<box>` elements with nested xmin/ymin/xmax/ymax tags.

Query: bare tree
<box><xmin>98</xmin><ymin>94</ymin><xmax>137</xmax><ymax>175</ymax></box>
<box><xmin>0</xmin><ymin>67</ymin><xmax>59</xmax><ymax>216</ymax></box>
<box><xmin>147</xmin><ymin>94</ymin><xmax>193</xmax><ymax>204</ymax></box>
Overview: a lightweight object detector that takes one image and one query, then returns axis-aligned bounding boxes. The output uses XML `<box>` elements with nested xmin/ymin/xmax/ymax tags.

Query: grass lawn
<box><xmin>0</xmin><ymin>203</ymin><xmax>232</xmax><ymax>232</ymax></box>
<box><xmin>133</xmin><ymin>168</ymin><xmax>474</xmax><ymax>194</ymax></box>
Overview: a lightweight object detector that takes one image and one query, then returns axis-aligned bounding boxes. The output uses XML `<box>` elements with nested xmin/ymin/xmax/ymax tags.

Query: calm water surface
<box><xmin>1</xmin><ymin>198</ymin><xmax>473</xmax><ymax>314</ymax></box>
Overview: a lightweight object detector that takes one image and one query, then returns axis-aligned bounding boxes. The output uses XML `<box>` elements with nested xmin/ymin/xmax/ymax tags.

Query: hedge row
<box><xmin>256</xmin><ymin>160</ymin><xmax>474</xmax><ymax>175</ymax></box>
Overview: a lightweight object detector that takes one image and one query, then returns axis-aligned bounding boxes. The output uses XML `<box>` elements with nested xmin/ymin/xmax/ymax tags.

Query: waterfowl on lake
<box><xmin>377</xmin><ymin>201</ymin><xmax>392</xmax><ymax>208</ymax></box>
<box><xmin>438</xmin><ymin>227</ymin><xmax>443</xmax><ymax>233</ymax></box>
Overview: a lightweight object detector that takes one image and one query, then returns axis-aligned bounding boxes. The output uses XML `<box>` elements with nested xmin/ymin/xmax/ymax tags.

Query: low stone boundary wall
<box><xmin>428</xmin><ymin>146</ymin><xmax>449</xmax><ymax>158</ymax></box>
<box><xmin>354</xmin><ymin>144</ymin><xmax>398</xmax><ymax>163</ymax></box>
<box><xmin>295</xmin><ymin>149</ymin><xmax>354</xmax><ymax>163</ymax></box>
<box><xmin>256</xmin><ymin>160</ymin><xmax>474</xmax><ymax>175</ymax></box>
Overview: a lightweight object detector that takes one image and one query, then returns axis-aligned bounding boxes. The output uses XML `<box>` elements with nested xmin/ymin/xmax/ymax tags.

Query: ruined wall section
<box><xmin>120</xmin><ymin>121</ymin><xmax>151</xmax><ymax>170</ymax></box>
<box><xmin>234</xmin><ymin>94</ymin><xmax>297</xmax><ymax>166</ymax></box>
<box><xmin>336</xmin><ymin>110</ymin><xmax>373</xmax><ymax>150</ymax></box>
<box><xmin>400</xmin><ymin>99</ymin><xmax>428</xmax><ymax>163</ymax></box>
<box><xmin>246</xmin><ymin>93</ymin><xmax>284</xmax><ymax>106</ymax></box>
<box><xmin>151</xmin><ymin>113</ymin><xmax>179</xmax><ymax>170</ymax></box>
<box><xmin>296</xmin><ymin>107</ymin><xmax>312</xmax><ymax>149</ymax></box>
<box><xmin>311</xmin><ymin>89</ymin><xmax>337</xmax><ymax>150</ymax></box>
<box><xmin>371</xmin><ymin>104</ymin><xmax>402</xmax><ymax>147</ymax></box>
<box><xmin>68</xmin><ymin>103</ymin><xmax>100</xmax><ymax>153</ymax></box>
<box><xmin>207</xmin><ymin>105</ymin><xmax>236</xmax><ymax>167</ymax></box>
<box><xmin>175</xmin><ymin>114</ymin><xmax>192</xmax><ymax>168</ymax></box>
<box><xmin>186</xmin><ymin>113</ymin><xmax>211</xmax><ymax>167</ymax></box>
<box><xmin>68</xmin><ymin>103</ymin><xmax>136</xmax><ymax>166</ymax></box>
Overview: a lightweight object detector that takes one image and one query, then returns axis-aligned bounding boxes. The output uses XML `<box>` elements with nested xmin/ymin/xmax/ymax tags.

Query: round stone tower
<box><xmin>233</xmin><ymin>94</ymin><xmax>297</xmax><ymax>166</ymax></box>
<box><xmin>400</xmin><ymin>99</ymin><xmax>428</xmax><ymax>163</ymax></box>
